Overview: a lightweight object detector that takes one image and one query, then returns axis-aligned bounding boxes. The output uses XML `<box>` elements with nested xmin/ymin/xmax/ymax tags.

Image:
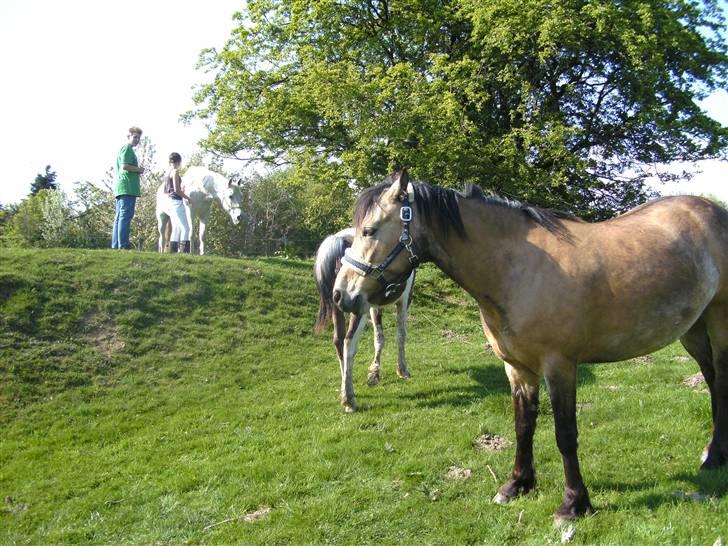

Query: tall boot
<box><xmin>180</xmin><ymin>241</ymin><xmax>191</xmax><ymax>254</ymax></box>
<box><xmin>168</xmin><ymin>241</ymin><xmax>179</xmax><ymax>253</ymax></box>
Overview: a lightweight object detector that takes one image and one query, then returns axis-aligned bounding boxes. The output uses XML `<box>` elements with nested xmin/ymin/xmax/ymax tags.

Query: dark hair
<box><xmin>128</xmin><ymin>126</ymin><xmax>143</xmax><ymax>135</ymax></box>
<box><xmin>169</xmin><ymin>152</ymin><xmax>182</xmax><ymax>163</ymax></box>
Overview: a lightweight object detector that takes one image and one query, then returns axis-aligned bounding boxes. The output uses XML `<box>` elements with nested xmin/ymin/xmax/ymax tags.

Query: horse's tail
<box><xmin>313</xmin><ymin>228</ymin><xmax>354</xmax><ymax>334</ymax></box>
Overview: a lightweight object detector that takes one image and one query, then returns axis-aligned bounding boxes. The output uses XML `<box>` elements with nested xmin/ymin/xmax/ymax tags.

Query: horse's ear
<box><xmin>387</xmin><ymin>169</ymin><xmax>413</xmax><ymax>202</ymax></box>
<box><xmin>393</xmin><ymin>169</ymin><xmax>409</xmax><ymax>191</ymax></box>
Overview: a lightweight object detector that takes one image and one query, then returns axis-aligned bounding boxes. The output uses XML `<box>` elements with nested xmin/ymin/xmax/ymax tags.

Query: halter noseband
<box><xmin>342</xmin><ymin>184</ymin><xmax>420</xmax><ymax>299</ymax></box>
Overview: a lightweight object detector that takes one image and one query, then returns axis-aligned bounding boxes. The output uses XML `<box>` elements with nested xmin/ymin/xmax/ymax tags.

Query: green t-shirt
<box><xmin>115</xmin><ymin>144</ymin><xmax>141</xmax><ymax>197</ymax></box>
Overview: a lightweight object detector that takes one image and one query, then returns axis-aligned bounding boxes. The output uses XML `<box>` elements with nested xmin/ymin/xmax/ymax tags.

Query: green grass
<box><xmin>1</xmin><ymin>248</ymin><xmax>727</xmax><ymax>545</ymax></box>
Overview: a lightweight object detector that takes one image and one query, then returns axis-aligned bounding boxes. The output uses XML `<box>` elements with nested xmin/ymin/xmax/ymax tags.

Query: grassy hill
<box><xmin>1</xmin><ymin>248</ymin><xmax>726</xmax><ymax>544</ymax></box>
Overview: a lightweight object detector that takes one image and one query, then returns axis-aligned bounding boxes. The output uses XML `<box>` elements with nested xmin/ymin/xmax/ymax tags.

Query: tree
<box><xmin>7</xmin><ymin>196</ymin><xmax>43</xmax><ymax>246</ymax></box>
<box><xmin>188</xmin><ymin>0</ymin><xmax>728</xmax><ymax>219</ymax></box>
<box><xmin>201</xmin><ymin>168</ymin><xmax>320</xmax><ymax>257</ymax></box>
<box><xmin>30</xmin><ymin>165</ymin><xmax>58</xmax><ymax>195</ymax></box>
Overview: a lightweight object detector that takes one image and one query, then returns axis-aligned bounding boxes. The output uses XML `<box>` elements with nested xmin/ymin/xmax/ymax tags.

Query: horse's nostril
<box><xmin>332</xmin><ymin>289</ymin><xmax>342</xmax><ymax>305</ymax></box>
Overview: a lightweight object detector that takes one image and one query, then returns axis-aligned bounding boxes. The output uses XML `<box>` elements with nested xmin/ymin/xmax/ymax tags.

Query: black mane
<box><xmin>463</xmin><ymin>184</ymin><xmax>579</xmax><ymax>239</ymax></box>
<box><xmin>353</xmin><ymin>180</ymin><xmax>466</xmax><ymax>239</ymax></box>
<box><xmin>352</xmin><ymin>179</ymin><xmax>577</xmax><ymax>241</ymax></box>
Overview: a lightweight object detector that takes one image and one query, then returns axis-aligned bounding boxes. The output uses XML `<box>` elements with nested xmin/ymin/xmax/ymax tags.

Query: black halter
<box><xmin>342</xmin><ymin>191</ymin><xmax>420</xmax><ymax>299</ymax></box>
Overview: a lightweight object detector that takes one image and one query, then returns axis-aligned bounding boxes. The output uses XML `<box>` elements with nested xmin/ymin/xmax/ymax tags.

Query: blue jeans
<box><xmin>111</xmin><ymin>195</ymin><xmax>137</xmax><ymax>249</ymax></box>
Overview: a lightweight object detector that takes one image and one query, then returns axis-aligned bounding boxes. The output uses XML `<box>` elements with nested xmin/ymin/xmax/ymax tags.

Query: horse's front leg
<box><xmin>544</xmin><ymin>362</ymin><xmax>593</xmax><ymax>523</ymax></box>
<box><xmin>395</xmin><ymin>296</ymin><xmax>411</xmax><ymax>379</ymax></box>
<box><xmin>494</xmin><ymin>364</ymin><xmax>539</xmax><ymax>504</ymax></box>
<box><xmin>332</xmin><ymin>308</ymin><xmax>346</xmax><ymax>380</ymax></box>
<box><xmin>342</xmin><ymin>313</ymin><xmax>367</xmax><ymax>412</ymax></box>
<box><xmin>368</xmin><ymin>307</ymin><xmax>384</xmax><ymax>386</ymax></box>
<box><xmin>197</xmin><ymin>209</ymin><xmax>209</xmax><ymax>255</ymax></box>
<box><xmin>157</xmin><ymin>214</ymin><xmax>167</xmax><ymax>253</ymax></box>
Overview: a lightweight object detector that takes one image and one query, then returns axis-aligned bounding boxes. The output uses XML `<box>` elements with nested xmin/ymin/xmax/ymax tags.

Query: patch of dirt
<box><xmin>243</xmin><ymin>267</ymin><xmax>262</xmax><ymax>276</ymax></box>
<box><xmin>242</xmin><ymin>506</ymin><xmax>271</xmax><ymax>523</ymax></box>
<box><xmin>682</xmin><ymin>373</ymin><xmax>706</xmax><ymax>390</ymax></box>
<box><xmin>473</xmin><ymin>434</ymin><xmax>512</xmax><ymax>451</ymax></box>
<box><xmin>630</xmin><ymin>355</ymin><xmax>654</xmax><ymax>365</ymax></box>
<box><xmin>3</xmin><ymin>496</ymin><xmax>28</xmax><ymax>514</ymax></box>
<box><xmin>441</xmin><ymin>330</ymin><xmax>468</xmax><ymax>343</ymax></box>
<box><xmin>82</xmin><ymin>311</ymin><xmax>125</xmax><ymax>358</ymax></box>
<box><xmin>672</xmin><ymin>355</ymin><xmax>692</xmax><ymax>363</ymax></box>
<box><xmin>576</xmin><ymin>402</ymin><xmax>593</xmax><ymax>411</ymax></box>
<box><xmin>87</xmin><ymin>323</ymin><xmax>125</xmax><ymax>357</ymax></box>
<box><xmin>446</xmin><ymin>467</ymin><xmax>472</xmax><ymax>480</ymax></box>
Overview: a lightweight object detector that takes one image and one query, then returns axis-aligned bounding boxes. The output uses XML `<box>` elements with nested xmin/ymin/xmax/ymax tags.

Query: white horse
<box><xmin>314</xmin><ymin>228</ymin><xmax>415</xmax><ymax>412</ymax></box>
<box><xmin>156</xmin><ymin>166</ymin><xmax>244</xmax><ymax>255</ymax></box>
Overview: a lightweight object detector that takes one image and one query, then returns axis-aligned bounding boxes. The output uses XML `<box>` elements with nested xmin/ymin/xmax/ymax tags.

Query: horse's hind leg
<box><xmin>368</xmin><ymin>307</ymin><xmax>384</xmax><ymax>386</ymax></box>
<box><xmin>680</xmin><ymin>319</ymin><xmax>717</xmax><ymax>463</ymax></box>
<box><xmin>700</xmin><ymin>305</ymin><xmax>728</xmax><ymax>468</ymax></box>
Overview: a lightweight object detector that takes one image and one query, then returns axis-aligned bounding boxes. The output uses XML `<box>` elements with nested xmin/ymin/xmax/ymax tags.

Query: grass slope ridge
<box><xmin>1</xmin><ymin>248</ymin><xmax>726</xmax><ymax>545</ymax></box>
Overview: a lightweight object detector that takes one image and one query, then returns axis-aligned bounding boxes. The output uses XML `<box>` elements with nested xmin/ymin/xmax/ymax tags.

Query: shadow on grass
<box><xmin>593</xmin><ymin>467</ymin><xmax>728</xmax><ymax>513</ymax></box>
<box><xmin>395</xmin><ymin>364</ymin><xmax>511</xmax><ymax>410</ymax></box>
<box><xmin>401</xmin><ymin>359</ymin><xmax>599</xmax><ymax>411</ymax></box>
<box><xmin>675</xmin><ymin>467</ymin><xmax>728</xmax><ymax>497</ymax></box>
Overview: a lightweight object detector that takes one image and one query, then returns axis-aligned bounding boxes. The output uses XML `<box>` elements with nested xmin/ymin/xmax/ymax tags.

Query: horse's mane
<box><xmin>352</xmin><ymin>179</ymin><xmax>578</xmax><ymax>241</ymax></box>
<box><xmin>463</xmin><ymin>184</ymin><xmax>580</xmax><ymax>239</ymax></box>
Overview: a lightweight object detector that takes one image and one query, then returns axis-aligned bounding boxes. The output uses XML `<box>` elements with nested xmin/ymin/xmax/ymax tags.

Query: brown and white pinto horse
<box><xmin>333</xmin><ymin>169</ymin><xmax>728</xmax><ymax>522</ymax></box>
<box><xmin>315</xmin><ymin>228</ymin><xmax>414</xmax><ymax>412</ymax></box>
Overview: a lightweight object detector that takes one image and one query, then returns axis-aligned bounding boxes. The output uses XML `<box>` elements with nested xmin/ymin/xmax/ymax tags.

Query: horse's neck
<box><xmin>424</xmin><ymin>200</ymin><xmax>530</xmax><ymax>300</ymax></box>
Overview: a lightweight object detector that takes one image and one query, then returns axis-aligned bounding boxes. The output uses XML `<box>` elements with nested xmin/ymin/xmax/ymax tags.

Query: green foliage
<box><xmin>5</xmin><ymin>190</ymin><xmax>52</xmax><ymax>247</ymax></box>
<box><xmin>189</xmin><ymin>0</ymin><xmax>728</xmax><ymax>218</ymax></box>
<box><xmin>39</xmin><ymin>187</ymin><xmax>72</xmax><ymax>246</ymax></box>
<box><xmin>70</xmin><ymin>180</ymin><xmax>115</xmax><ymax>248</ymax></box>
<box><xmin>1</xmin><ymin>248</ymin><xmax>727</xmax><ymax>544</ymax></box>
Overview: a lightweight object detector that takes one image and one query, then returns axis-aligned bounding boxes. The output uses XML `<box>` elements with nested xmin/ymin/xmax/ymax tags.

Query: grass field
<box><xmin>1</xmin><ymin>248</ymin><xmax>727</xmax><ymax>545</ymax></box>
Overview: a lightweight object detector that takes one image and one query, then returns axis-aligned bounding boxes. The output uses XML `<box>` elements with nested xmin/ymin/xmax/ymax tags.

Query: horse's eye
<box><xmin>362</xmin><ymin>226</ymin><xmax>377</xmax><ymax>237</ymax></box>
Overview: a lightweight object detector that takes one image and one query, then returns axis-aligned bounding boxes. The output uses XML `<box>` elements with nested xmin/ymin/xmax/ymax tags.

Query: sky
<box><xmin>0</xmin><ymin>0</ymin><xmax>242</xmax><ymax>206</ymax></box>
<box><xmin>0</xmin><ymin>0</ymin><xmax>727</xmax><ymax>207</ymax></box>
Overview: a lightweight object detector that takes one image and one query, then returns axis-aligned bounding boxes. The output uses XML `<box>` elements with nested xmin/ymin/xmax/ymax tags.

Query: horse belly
<box><xmin>579</xmin><ymin>286</ymin><xmax>715</xmax><ymax>363</ymax></box>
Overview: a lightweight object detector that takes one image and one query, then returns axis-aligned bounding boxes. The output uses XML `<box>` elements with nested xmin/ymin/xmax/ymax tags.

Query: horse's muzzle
<box><xmin>333</xmin><ymin>289</ymin><xmax>366</xmax><ymax>315</ymax></box>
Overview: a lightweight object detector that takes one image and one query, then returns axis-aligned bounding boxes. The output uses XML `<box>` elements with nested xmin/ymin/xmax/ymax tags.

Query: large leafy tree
<box><xmin>189</xmin><ymin>0</ymin><xmax>727</xmax><ymax>219</ymax></box>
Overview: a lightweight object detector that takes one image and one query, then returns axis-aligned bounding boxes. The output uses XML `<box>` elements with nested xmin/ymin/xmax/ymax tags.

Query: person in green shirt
<box><xmin>111</xmin><ymin>126</ymin><xmax>145</xmax><ymax>249</ymax></box>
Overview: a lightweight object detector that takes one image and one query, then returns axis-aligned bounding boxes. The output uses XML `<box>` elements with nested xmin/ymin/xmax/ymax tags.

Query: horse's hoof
<box><xmin>367</xmin><ymin>373</ymin><xmax>380</xmax><ymax>386</ymax></box>
<box><xmin>398</xmin><ymin>369</ymin><xmax>411</xmax><ymax>379</ymax></box>
<box><xmin>554</xmin><ymin>498</ymin><xmax>594</xmax><ymax>524</ymax></box>
<box><xmin>343</xmin><ymin>404</ymin><xmax>356</xmax><ymax>413</ymax></box>
<box><xmin>553</xmin><ymin>513</ymin><xmax>577</xmax><ymax>527</ymax></box>
<box><xmin>492</xmin><ymin>492</ymin><xmax>510</xmax><ymax>505</ymax></box>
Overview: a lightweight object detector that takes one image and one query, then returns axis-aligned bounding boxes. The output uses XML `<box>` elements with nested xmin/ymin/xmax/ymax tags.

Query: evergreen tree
<box><xmin>30</xmin><ymin>165</ymin><xmax>58</xmax><ymax>195</ymax></box>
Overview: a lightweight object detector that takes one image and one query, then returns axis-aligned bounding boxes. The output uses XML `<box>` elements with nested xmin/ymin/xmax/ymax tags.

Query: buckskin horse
<box><xmin>333</xmin><ymin>169</ymin><xmax>728</xmax><ymax>522</ymax></box>
<box><xmin>315</xmin><ymin>227</ymin><xmax>414</xmax><ymax>412</ymax></box>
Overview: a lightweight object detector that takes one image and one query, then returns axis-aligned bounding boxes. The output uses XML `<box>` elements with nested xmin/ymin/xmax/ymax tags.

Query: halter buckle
<box><xmin>400</xmin><ymin>206</ymin><xmax>413</xmax><ymax>222</ymax></box>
